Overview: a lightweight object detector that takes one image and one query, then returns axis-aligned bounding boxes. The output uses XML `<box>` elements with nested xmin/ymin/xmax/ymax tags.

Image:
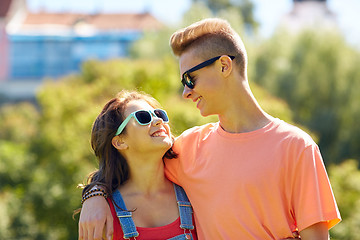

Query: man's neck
<box><xmin>217</xmin><ymin>80</ymin><xmax>273</xmax><ymax>133</ymax></box>
<box><xmin>218</xmin><ymin>109</ymin><xmax>272</xmax><ymax>133</ymax></box>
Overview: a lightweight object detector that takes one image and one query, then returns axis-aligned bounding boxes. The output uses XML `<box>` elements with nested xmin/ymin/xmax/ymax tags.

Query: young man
<box><xmin>79</xmin><ymin>18</ymin><xmax>340</xmax><ymax>240</ymax></box>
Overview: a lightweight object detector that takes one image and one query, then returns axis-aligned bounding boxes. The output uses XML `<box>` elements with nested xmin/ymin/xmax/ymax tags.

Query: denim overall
<box><xmin>111</xmin><ymin>184</ymin><xmax>194</xmax><ymax>240</ymax></box>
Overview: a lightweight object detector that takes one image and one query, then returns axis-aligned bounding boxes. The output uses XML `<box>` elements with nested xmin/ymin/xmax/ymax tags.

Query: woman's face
<box><xmin>119</xmin><ymin>100</ymin><xmax>173</xmax><ymax>155</ymax></box>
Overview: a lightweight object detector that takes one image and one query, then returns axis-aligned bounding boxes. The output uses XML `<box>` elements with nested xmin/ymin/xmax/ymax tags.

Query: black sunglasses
<box><xmin>181</xmin><ymin>55</ymin><xmax>235</xmax><ymax>89</ymax></box>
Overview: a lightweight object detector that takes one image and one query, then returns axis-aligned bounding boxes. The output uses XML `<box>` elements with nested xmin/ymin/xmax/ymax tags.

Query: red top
<box><xmin>108</xmin><ymin>198</ymin><xmax>197</xmax><ymax>240</ymax></box>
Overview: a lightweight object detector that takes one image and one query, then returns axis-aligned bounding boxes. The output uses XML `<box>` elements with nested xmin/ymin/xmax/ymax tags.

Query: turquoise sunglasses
<box><xmin>115</xmin><ymin>109</ymin><xmax>169</xmax><ymax>136</ymax></box>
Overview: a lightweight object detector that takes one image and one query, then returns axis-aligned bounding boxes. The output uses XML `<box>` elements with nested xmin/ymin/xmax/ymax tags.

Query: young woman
<box><xmin>79</xmin><ymin>90</ymin><xmax>197</xmax><ymax>240</ymax></box>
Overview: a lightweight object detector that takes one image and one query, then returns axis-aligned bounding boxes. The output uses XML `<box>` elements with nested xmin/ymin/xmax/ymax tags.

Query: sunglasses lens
<box><xmin>134</xmin><ymin>111</ymin><xmax>152</xmax><ymax>124</ymax></box>
<box><xmin>181</xmin><ymin>77</ymin><xmax>186</xmax><ymax>87</ymax></box>
<box><xmin>154</xmin><ymin>109</ymin><xmax>169</xmax><ymax>122</ymax></box>
<box><xmin>183</xmin><ymin>73</ymin><xmax>194</xmax><ymax>89</ymax></box>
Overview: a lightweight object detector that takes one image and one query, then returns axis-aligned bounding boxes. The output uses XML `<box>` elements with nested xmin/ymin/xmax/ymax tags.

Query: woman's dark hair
<box><xmin>82</xmin><ymin>90</ymin><xmax>177</xmax><ymax>196</ymax></box>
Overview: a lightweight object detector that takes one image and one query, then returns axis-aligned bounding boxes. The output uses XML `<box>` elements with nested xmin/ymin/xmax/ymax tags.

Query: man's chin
<box><xmin>199</xmin><ymin>109</ymin><xmax>214</xmax><ymax>118</ymax></box>
<box><xmin>199</xmin><ymin>109</ymin><xmax>207</xmax><ymax>117</ymax></box>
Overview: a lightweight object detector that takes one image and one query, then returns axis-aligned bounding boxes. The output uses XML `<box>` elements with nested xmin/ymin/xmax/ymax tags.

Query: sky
<box><xmin>26</xmin><ymin>0</ymin><xmax>360</xmax><ymax>48</ymax></box>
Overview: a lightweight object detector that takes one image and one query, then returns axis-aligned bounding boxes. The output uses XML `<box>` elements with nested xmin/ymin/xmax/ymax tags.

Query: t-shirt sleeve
<box><xmin>292</xmin><ymin>144</ymin><xmax>341</xmax><ymax>231</ymax></box>
<box><xmin>164</xmin><ymin>137</ymin><xmax>182</xmax><ymax>185</ymax></box>
<box><xmin>164</xmin><ymin>157</ymin><xmax>180</xmax><ymax>185</ymax></box>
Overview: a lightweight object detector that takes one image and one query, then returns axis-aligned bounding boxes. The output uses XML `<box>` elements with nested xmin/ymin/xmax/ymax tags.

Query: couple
<box><xmin>79</xmin><ymin>18</ymin><xmax>341</xmax><ymax>239</ymax></box>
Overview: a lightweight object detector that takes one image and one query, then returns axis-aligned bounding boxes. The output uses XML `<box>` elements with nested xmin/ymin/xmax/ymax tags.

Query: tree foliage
<box><xmin>251</xmin><ymin>30</ymin><xmax>360</xmax><ymax>164</ymax></box>
<box><xmin>180</xmin><ymin>1</ymin><xmax>246</xmax><ymax>36</ymax></box>
<box><xmin>191</xmin><ymin>0</ymin><xmax>258</xmax><ymax>33</ymax></box>
<box><xmin>329</xmin><ymin>160</ymin><xmax>360</xmax><ymax>239</ymax></box>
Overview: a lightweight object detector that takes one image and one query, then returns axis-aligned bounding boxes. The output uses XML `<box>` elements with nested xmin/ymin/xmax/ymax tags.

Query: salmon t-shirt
<box><xmin>164</xmin><ymin>118</ymin><xmax>341</xmax><ymax>239</ymax></box>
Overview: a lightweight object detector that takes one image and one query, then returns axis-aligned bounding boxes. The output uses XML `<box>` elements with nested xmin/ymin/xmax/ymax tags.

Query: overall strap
<box><xmin>112</xmin><ymin>189</ymin><xmax>139</xmax><ymax>239</ymax></box>
<box><xmin>173</xmin><ymin>184</ymin><xmax>194</xmax><ymax>231</ymax></box>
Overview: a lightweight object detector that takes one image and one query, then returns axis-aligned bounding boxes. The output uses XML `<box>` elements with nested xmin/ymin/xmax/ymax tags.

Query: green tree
<box><xmin>251</xmin><ymin>30</ymin><xmax>360</xmax><ymax>164</ymax></box>
<box><xmin>181</xmin><ymin>1</ymin><xmax>213</xmax><ymax>27</ymax></box>
<box><xmin>192</xmin><ymin>0</ymin><xmax>258</xmax><ymax>33</ymax></box>
<box><xmin>0</xmin><ymin>103</ymin><xmax>40</xmax><ymax>239</ymax></box>
<box><xmin>181</xmin><ymin>1</ymin><xmax>246</xmax><ymax>36</ymax></box>
<box><xmin>129</xmin><ymin>28</ymin><xmax>176</xmax><ymax>59</ymax></box>
<box><xmin>329</xmin><ymin>160</ymin><xmax>360</xmax><ymax>240</ymax></box>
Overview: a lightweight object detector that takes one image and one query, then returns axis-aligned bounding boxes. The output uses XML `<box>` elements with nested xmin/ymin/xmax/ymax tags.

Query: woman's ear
<box><xmin>112</xmin><ymin>136</ymin><xmax>128</xmax><ymax>150</ymax></box>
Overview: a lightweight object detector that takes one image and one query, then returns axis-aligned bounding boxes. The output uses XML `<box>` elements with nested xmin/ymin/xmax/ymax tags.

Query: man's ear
<box><xmin>219</xmin><ymin>55</ymin><xmax>233</xmax><ymax>77</ymax></box>
<box><xmin>112</xmin><ymin>136</ymin><xmax>128</xmax><ymax>150</ymax></box>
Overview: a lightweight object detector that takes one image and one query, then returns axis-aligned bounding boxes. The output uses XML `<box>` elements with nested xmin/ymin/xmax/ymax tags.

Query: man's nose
<box><xmin>182</xmin><ymin>85</ymin><xmax>192</xmax><ymax>99</ymax></box>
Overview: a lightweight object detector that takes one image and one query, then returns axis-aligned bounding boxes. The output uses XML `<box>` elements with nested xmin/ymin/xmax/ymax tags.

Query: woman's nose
<box><xmin>152</xmin><ymin>116</ymin><xmax>164</xmax><ymax>126</ymax></box>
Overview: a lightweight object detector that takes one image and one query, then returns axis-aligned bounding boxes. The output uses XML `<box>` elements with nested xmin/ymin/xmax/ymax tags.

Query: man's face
<box><xmin>179</xmin><ymin>51</ymin><xmax>225</xmax><ymax>117</ymax></box>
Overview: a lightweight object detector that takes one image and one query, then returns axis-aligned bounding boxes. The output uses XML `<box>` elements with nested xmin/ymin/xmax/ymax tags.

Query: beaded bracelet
<box><xmin>83</xmin><ymin>188</ymin><xmax>106</xmax><ymax>198</ymax></box>
<box><xmin>81</xmin><ymin>191</ymin><xmax>108</xmax><ymax>205</ymax></box>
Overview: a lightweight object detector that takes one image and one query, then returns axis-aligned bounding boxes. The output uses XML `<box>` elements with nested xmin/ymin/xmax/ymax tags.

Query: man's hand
<box><xmin>78</xmin><ymin>196</ymin><xmax>113</xmax><ymax>240</ymax></box>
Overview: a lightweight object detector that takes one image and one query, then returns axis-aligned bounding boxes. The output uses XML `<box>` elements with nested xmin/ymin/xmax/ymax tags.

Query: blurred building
<box><xmin>0</xmin><ymin>0</ymin><xmax>162</xmax><ymax>102</ymax></box>
<box><xmin>0</xmin><ymin>0</ymin><xmax>11</xmax><ymax>83</ymax></box>
<box><xmin>280</xmin><ymin>0</ymin><xmax>337</xmax><ymax>33</ymax></box>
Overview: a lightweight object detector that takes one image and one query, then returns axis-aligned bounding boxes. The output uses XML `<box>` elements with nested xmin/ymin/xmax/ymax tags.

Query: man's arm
<box><xmin>78</xmin><ymin>196</ymin><xmax>113</xmax><ymax>240</ymax></box>
<box><xmin>299</xmin><ymin>222</ymin><xmax>329</xmax><ymax>240</ymax></box>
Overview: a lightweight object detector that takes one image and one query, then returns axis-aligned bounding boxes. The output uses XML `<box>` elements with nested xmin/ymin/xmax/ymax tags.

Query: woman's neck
<box><xmin>120</xmin><ymin>152</ymin><xmax>170</xmax><ymax>196</ymax></box>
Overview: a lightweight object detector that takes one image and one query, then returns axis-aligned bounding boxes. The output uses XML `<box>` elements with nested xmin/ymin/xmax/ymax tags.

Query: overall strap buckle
<box><xmin>112</xmin><ymin>189</ymin><xmax>139</xmax><ymax>239</ymax></box>
<box><xmin>173</xmin><ymin>184</ymin><xmax>195</xmax><ymax>231</ymax></box>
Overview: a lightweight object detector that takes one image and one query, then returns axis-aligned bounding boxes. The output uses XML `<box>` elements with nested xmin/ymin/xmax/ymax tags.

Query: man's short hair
<box><xmin>170</xmin><ymin>18</ymin><xmax>248</xmax><ymax>76</ymax></box>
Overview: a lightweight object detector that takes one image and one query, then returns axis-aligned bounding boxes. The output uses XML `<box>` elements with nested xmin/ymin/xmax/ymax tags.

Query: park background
<box><xmin>1</xmin><ymin>0</ymin><xmax>360</xmax><ymax>239</ymax></box>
